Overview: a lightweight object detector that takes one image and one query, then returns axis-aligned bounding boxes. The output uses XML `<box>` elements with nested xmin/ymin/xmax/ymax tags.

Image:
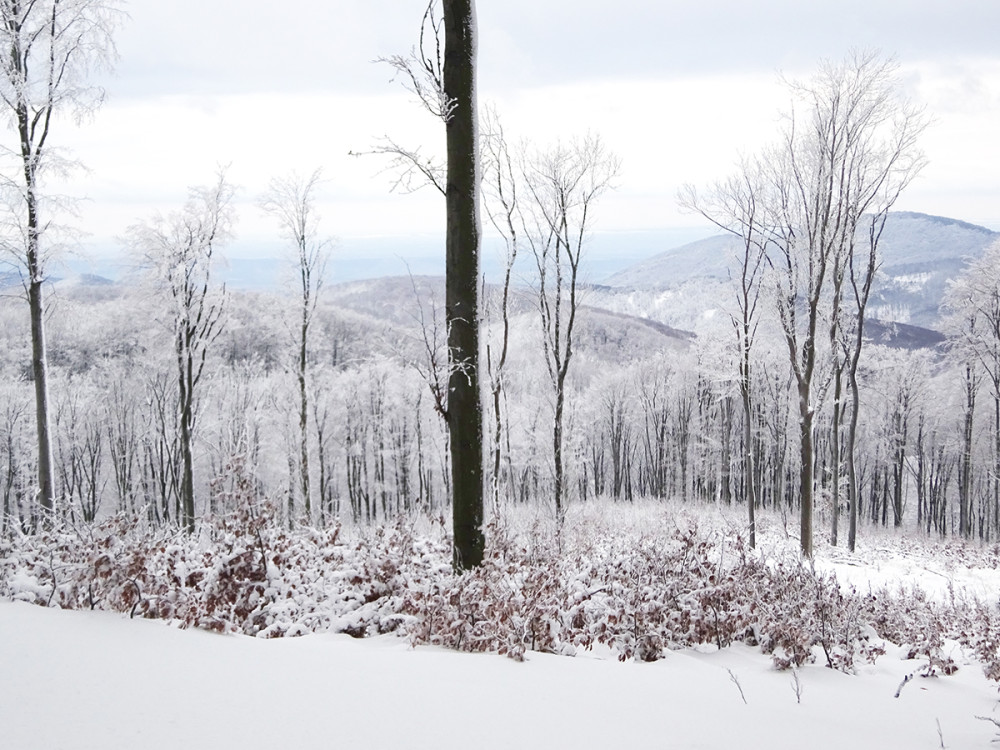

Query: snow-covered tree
<box><xmin>127</xmin><ymin>173</ymin><xmax>235</xmax><ymax>532</ymax></box>
<box><xmin>0</xmin><ymin>0</ymin><xmax>123</xmax><ymax>519</ymax></box>
<box><xmin>260</xmin><ymin>169</ymin><xmax>332</xmax><ymax>524</ymax></box>
<box><xmin>522</xmin><ymin>135</ymin><xmax>619</xmax><ymax>523</ymax></box>
<box><xmin>680</xmin><ymin>164</ymin><xmax>769</xmax><ymax>545</ymax></box>
<box><xmin>942</xmin><ymin>240</ymin><xmax>1000</xmax><ymax>539</ymax></box>
<box><xmin>687</xmin><ymin>50</ymin><xmax>926</xmax><ymax>556</ymax></box>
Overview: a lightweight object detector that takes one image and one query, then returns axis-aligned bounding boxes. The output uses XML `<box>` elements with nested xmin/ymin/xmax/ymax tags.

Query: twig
<box><xmin>976</xmin><ymin>715</ymin><xmax>1000</xmax><ymax>743</ymax></box>
<box><xmin>47</xmin><ymin>552</ymin><xmax>57</xmax><ymax>607</ymax></box>
<box><xmin>128</xmin><ymin>579</ymin><xmax>143</xmax><ymax>619</ymax></box>
<box><xmin>727</xmin><ymin>668</ymin><xmax>747</xmax><ymax>704</ymax></box>
<box><xmin>894</xmin><ymin>672</ymin><xmax>914</xmax><ymax>698</ymax></box>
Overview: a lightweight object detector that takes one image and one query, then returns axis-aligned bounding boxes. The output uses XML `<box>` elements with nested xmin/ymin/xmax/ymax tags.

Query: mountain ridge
<box><xmin>603</xmin><ymin>211</ymin><xmax>1000</xmax><ymax>330</ymax></box>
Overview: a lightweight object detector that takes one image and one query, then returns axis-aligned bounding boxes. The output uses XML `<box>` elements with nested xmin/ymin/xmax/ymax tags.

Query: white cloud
<box><xmin>35</xmin><ymin>1</ymin><xmax>1000</xmax><ymax>264</ymax></box>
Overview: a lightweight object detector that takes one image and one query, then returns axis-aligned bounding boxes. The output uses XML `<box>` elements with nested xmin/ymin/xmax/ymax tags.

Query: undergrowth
<box><xmin>2</xmin><ymin>497</ymin><xmax>999</xmax><ymax>683</ymax></box>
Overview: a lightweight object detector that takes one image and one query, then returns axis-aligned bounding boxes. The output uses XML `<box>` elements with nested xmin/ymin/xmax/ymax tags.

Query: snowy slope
<box><xmin>326</xmin><ymin>275</ymin><xmax>693</xmax><ymax>362</ymax></box>
<box><xmin>603</xmin><ymin>232</ymin><xmax>738</xmax><ymax>289</ymax></box>
<box><xmin>4</xmin><ymin>497</ymin><xmax>1000</xmax><ymax>750</ymax></box>
<box><xmin>868</xmin><ymin>212</ymin><xmax>999</xmax><ymax>327</ymax></box>
<box><xmin>2</xmin><ymin>598</ymin><xmax>998</xmax><ymax>750</ymax></box>
<box><xmin>602</xmin><ymin>212</ymin><xmax>1000</xmax><ymax>330</ymax></box>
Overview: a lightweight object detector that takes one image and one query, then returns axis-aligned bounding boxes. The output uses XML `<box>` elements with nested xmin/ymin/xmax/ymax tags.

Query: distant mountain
<box><xmin>53</xmin><ymin>273</ymin><xmax>116</xmax><ymax>288</ymax></box>
<box><xmin>573</xmin><ymin>304</ymin><xmax>691</xmax><ymax>361</ymax></box>
<box><xmin>0</xmin><ymin>269</ymin><xmax>26</xmax><ymax>289</ymax></box>
<box><xmin>604</xmin><ymin>233</ymin><xmax>737</xmax><ymax>289</ymax></box>
<box><xmin>865</xmin><ymin>319</ymin><xmax>947</xmax><ymax>351</ymax></box>
<box><xmin>1</xmin><ymin>270</ymin><xmax>117</xmax><ymax>292</ymax></box>
<box><xmin>603</xmin><ymin>212</ymin><xmax>999</xmax><ymax>330</ymax></box>
<box><xmin>328</xmin><ymin>275</ymin><xmax>449</xmax><ymax>328</ymax></box>
<box><xmin>865</xmin><ymin>212</ymin><xmax>998</xmax><ymax>327</ymax></box>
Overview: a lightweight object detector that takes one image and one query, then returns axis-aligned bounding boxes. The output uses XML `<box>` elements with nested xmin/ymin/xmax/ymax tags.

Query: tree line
<box><xmin>3</xmin><ymin>0</ymin><xmax>995</xmax><ymax>565</ymax></box>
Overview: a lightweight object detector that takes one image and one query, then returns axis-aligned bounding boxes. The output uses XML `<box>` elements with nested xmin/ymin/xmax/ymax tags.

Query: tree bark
<box><xmin>443</xmin><ymin>0</ymin><xmax>484</xmax><ymax>570</ymax></box>
<box><xmin>830</xmin><ymin>368</ymin><xmax>843</xmax><ymax>546</ymax></box>
<box><xmin>797</xmin><ymin>383</ymin><xmax>814</xmax><ymax>558</ymax></box>
<box><xmin>740</xmin><ymin>374</ymin><xmax>756</xmax><ymax>548</ymax></box>
<box><xmin>179</xmin><ymin>355</ymin><xmax>195</xmax><ymax>533</ymax></box>
<box><xmin>960</xmin><ymin>364</ymin><xmax>977</xmax><ymax>538</ymax></box>
<box><xmin>299</xmin><ymin>333</ymin><xmax>310</xmax><ymax>521</ymax></box>
<box><xmin>846</xmin><ymin>368</ymin><xmax>861</xmax><ymax>551</ymax></box>
<box><xmin>27</xmin><ymin>275</ymin><xmax>54</xmax><ymax>516</ymax></box>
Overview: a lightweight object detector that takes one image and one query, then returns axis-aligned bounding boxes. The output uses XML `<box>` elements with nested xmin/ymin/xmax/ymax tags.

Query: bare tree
<box><xmin>370</xmin><ymin>0</ymin><xmax>485</xmax><ymax>569</ymax></box>
<box><xmin>766</xmin><ymin>50</ymin><xmax>923</xmax><ymax>557</ymax></box>
<box><xmin>823</xmin><ymin>58</ymin><xmax>926</xmax><ymax>550</ymax></box>
<box><xmin>261</xmin><ymin>169</ymin><xmax>331</xmax><ymax>524</ymax></box>
<box><xmin>140</xmin><ymin>371</ymin><xmax>181</xmax><ymax>525</ymax></box>
<box><xmin>842</xmin><ymin>200</ymin><xmax>924</xmax><ymax>551</ymax></box>
<box><xmin>522</xmin><ymin>135</ymin><xmax>619</xmax><ymax>523</ymax></box>
<box><xmin>684</xmin><ymin>51</ymin><xmax>924</xmax><ymax>556</ymax></box>
<box><xmin>942</xmin><ymin>254</ymin><xmax>997</xmax><ymax>539</ymax></box>
<box><xmin>964</xmin><ymin>242</ymin><xmax>1000</xmax><ymax>539</ymax></box>
<box><xmin>128</xmin><ymin>172</ymin><xmax>234</xmax><ymax>532</ymax></box>
<box><xmin>680</xmin><ymin>165</ymin><xmax>768</xmax><ymax>547</ymax></box>
<box><xmin>106</xmin><ymin>373</ymin><xmax>140</xmax><ymax>514</ymax></box>
<box><xmin>481</xmin><ymin>106</ymin><xmax>519</xmax><ymax>516</ymax></box>
<box><xmin>0</xmin><ymin>0</ymin><xmax>123</xmax><ymax>518</ymax></box>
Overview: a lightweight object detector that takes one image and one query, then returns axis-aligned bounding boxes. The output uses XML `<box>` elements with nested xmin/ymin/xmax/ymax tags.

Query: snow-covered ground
<box><xmin>1</xmin><ymin>598</ymin><xmax>997</xmax><ymax>750</ymax></box>
<box><xmin>4</xmin><ymin>501</ymin><xmax>1000</xmax><ymax>749</ymax></box>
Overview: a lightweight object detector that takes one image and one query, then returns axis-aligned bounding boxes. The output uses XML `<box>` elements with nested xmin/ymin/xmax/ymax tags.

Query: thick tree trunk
<box><xmin>798</xmin><ymin>384</ymin><xmax>814</xmax><ymax>558</ymax></box>
<box><xmin>298</xmin><ymin>316</ymin><xmax>311</xmax><ymax>522</ymax></box>
<box><xmin>27</xmin><ymin>276</ymin><xmax>54</xmax><ymax>516</ymax></box>
<box><xmin>846</xmin><ymin>371</ymin><xmax>861</xmax><ymax>552</ymax></box>
<box><xmin>960</xmin><ymin>364</ymin><xmax>976</xmax><ymax>539</ymax></box>
<box><xmin>20</xmin><ymin>98</ymin><xmax>54</xmax><ymax>518</ymax></box>
<box><xmin>443</xmin><ymin>0</ymin><xmax>484</xmax><ymax>571</ymax></box>
<box><xmin>994</xmin><ymin>391</ymin><xmax>1000</xmax><ymax>539</ymax></box>
<box><xmin>179</xmin><ymin>346</ymin><xmax>195</xmax><ymax>534</ymax></box>
<box><xmin>491</xmin><ymin>370</ymin><xmax>506</xmax><ymax>515</ymax></box>
<box><xmin>830</xmin><ymin>368</ymin><xmax>843</xmax><ymax>546</ymax></box>
<box><xmin>741</xmin><ymin>382</ymin><xmax>756</xmax><ymax>548</ymax></box>
<box><xmin>553</xmin><ymin>385</ymin><xmax>565</xmax><ymax>520</ymax></box>
<box><xmin>179</xmin><ymin>420</ymin><xmax>194</xmax><ymax>530</ymax></box>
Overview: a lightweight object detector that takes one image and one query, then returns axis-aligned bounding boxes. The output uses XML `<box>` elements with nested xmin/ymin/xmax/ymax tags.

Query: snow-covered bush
<box><xmin>3</xmin><ymin>502</ymin><xmax>999</xmax><ymax>684</ymax></box>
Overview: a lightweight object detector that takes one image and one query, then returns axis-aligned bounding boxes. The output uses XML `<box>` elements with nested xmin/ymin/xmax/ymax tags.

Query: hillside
<box><xmin>603</xmin><ymin>212</ymin><xmax>1000</xmax><ymax>330</ymax></box>
<box><xmin>16</xmin><ymin>211</ymin><xmax>985</xmax><ymax>369</ymax></box>
<box><xmin>328</xmin><ymin>275</ymin><xmax>693</xmax><ymax>363</ymax></box>
<box><xmin>604</xmin><ymin>232</ymin><xmax>738</xmax><ymax>289</ymax></box>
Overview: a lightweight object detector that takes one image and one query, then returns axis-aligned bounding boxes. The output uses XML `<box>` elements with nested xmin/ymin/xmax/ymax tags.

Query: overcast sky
<box><xmin>55</xmin><ymin>0</ymin><xmax>1000</xmax><ymax>274</ymax></box>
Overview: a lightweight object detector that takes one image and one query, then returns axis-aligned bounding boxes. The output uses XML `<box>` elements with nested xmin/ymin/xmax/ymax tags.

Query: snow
<box><xmin>4</xmin><ymin>500</ymin><xmax>1000</xmax><ymax>748</ymax></box>
<box><xmin>2</xmin><ymin>593</ymin><xmax>998</xmax><ymax>749</ymax></box>
<box><xmin>819</xmin><ymin>540</ymin><xmax>1000</xmax><ymax>603</ymax></box>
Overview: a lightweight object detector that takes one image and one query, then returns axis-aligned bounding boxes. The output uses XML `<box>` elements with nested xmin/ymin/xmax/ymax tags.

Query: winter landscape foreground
<box><xmin>4</xmin><ymin>502</ymin><xmax>1000</xmax><ymax>750</ymax></box>
<box><xmin>0</xmin><ymin>596</ymin><xmax>994</xmax><ymax>750</ymax></box>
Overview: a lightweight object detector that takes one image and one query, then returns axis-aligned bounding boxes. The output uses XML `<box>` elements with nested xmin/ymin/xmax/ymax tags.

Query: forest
<box><xmin>6</xmin><ymin>225</ymin><xmax>1000</xmax><ymax>549</ymax></box>
<box><xmin>3</xmin><ymin>6</ymin><xmax>1000</xmax><ymax>745</ymax></box>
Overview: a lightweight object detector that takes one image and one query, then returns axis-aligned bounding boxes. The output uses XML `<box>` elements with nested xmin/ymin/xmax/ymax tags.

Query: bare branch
<box><xmin>374</xmin><ymin>1</ymin><xmax>455</xmax><ymax>123</ymax></box>
<box><xmin>350</xmin><ymin>137</ymin><xmax>445</xmax><ymax>196</ymax></box>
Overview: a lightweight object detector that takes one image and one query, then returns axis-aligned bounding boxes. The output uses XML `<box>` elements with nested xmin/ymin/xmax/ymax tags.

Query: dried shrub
<box><xmin>2</xmin><ymin>499</ymin><xmax>997</xmax><ymax>685</ymax></box>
